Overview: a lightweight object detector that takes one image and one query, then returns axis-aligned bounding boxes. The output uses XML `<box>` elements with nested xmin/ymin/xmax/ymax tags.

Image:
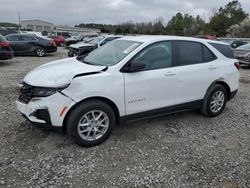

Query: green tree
<box><xmin>166</xmin><ymin>13</ymin><xmax>205</xmax><ymax>36</ymax></box>
<box><xmin>207</xmin><ymin>0</ymin><xmax>248</xmax><ymax>36</ymax></box>
<box><xmin>227</xmin><ymin>18</ymin><xmax>250</xmax><ymax>37</ymax></box>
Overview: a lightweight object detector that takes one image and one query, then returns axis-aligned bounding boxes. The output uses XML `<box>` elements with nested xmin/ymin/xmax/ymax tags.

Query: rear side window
<box><xmin>202</xmin><ymin>45</ymin><xmax>216</xmax><ymax>62</ymax></box>
<box><xmin>176</xmin><ymin>41</ymin><xmax>203</xmax><ymax>66</ymax></box>
<box><xmin>6</xmin><ymin>35</ymin><xmax>21</xmax><ymax>41</ymax></box>
<box><xmin>209</xmin><ymin>43</ymin><xmax>235</xmax><ymax>59</ymax></box>
<box><xmin>20</xmin><ymin>35</ymin><xmax>37</xmax><ymax>41</ymax></box>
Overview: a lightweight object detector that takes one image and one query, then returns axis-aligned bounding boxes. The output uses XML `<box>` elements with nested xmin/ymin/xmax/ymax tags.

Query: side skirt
<box><xmin>120</xmin><ymin>100</ymin><xmax>203</xmax><ymax>123</ymax></box>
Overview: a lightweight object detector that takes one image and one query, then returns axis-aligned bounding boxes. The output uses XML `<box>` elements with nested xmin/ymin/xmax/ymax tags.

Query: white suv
<box><xmin>16</xmin><ymin>36</ymin><xmax>240</xmax><ymax>147</ymax></box>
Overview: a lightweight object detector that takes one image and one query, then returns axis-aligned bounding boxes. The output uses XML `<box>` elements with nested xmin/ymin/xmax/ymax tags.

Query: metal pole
<box><xmin>18</xmin><ymin>13</ymin><xmax>21</xmax><ymax>31</ymax></box>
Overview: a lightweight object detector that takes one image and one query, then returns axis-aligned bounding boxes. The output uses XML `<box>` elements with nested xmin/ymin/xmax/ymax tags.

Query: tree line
<box><xmin>77</xmin><ymin>0</ymin><xmax>249</xmax><ymax>37</ymax></box>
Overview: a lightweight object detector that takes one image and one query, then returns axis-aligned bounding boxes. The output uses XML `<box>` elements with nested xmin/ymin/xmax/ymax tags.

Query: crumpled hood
<box><xmin>23</xmin><ymin>57</ymin><xmax>106</xmax><ymax>87</ymax></box>
<box><xmin>70</xmin><ymin>42</ymin><xmax>95</xmax><ymax>49</ymax></box>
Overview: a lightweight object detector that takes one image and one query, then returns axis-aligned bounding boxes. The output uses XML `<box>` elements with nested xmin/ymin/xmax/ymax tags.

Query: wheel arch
<box><xmin>62</xmin><ymin>96</ymin><xmax>120</xmax><ymax>133</ymax></box>
<box><xmin>206</xmin><ymin>80</ymin><xmax>231</xmax><ymax>100</ymax></box>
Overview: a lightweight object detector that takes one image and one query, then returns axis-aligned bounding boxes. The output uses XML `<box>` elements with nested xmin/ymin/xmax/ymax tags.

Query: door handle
<box><xmin>165</xmin><ymin>72</ymin><xmax>176</xmax><ymax>76</ymax></box>
<box><xmin>208</xmin><ymin>65</ymin><xmax>216</xmax><ymax>70</ymax></box>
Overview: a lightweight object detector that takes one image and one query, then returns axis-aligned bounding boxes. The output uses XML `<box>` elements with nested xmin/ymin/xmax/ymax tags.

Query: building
<box><xmin>20</xmin><ymin>20</ymin><xmax>101</xmax><ymax>35</ymax></box>
<box><xmin>54</xmin><ymin>26</ymin><xmax>100</xmax><ymax>35</ymax></box>
<box><xmin>20</xmin><ymin>20</ymin><xmax>54</xmax><ymax>32</ymax></box>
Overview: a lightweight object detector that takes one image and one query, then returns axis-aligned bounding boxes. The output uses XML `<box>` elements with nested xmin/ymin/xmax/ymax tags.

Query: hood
<box><xmin>65</xmin><ymin>37</ymin><xmax>77</xmax><ymax>42</ymax></box>
<box><xmin>70</xmin><ymin>42</ymin><xmax>95</xmax><ymax>49</ymax></box>
<box><xmin>23</xmin><ymin>57</ymin><xmax>106</xmax><ymax>87</ymax></box>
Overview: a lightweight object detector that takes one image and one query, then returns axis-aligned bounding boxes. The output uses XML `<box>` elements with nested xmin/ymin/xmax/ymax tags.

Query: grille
<box><xmin>18</xmin><ymin>83</ymin><xmax>33</xmax><ymax>104</ymax></box>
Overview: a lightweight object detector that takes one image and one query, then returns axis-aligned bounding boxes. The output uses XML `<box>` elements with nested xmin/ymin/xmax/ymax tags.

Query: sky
<box><xmin>0</xmin><ymin>0</ymin><xmax>249</xmax><ymax>26</ymax></box>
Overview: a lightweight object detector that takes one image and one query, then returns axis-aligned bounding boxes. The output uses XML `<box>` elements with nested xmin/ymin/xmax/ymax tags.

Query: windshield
<box><xmin>75</xmin><ymin>33</ymin><xmax>84</xmax><ymax>40</ymax></box>
<box><xmin>89</xmin><ymin>36</ymin><xmax>105</xmax><ymax>45</ymax></box>
<box><xmin>237</xmin><ymin>44</ymin><xmax>250</xmax><ymax>50</ymax></box>
<box><xmin>82</xmin><ymin>40</ymin><xmax>142</xmax><ymax>66</ymax></box>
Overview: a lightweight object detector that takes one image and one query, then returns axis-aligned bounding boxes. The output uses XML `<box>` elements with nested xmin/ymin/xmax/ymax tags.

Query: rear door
<box><xmin>6</xmin><ymin>35</ymin><xmax>23</xmax><ymax>53</ymax></box>
<box><xmin>173</xmin><ymin>40</ymin><xmax>218</xmax><ymax>103</ymax></box>
<box><xmin>19</xmin><ymin>35</ymin><xmax>38</xmax><ymax>53</ymax></box>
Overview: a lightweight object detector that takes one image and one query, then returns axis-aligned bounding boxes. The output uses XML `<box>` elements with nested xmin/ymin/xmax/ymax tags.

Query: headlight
<box><xmin>32</xmin><ymin>84</ymin><xmax>69</xmax><ymax>97</ymax></box>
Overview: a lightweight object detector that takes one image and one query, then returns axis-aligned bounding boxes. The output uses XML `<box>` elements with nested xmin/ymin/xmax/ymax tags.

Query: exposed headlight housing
<box><xmin>32</xmin><ymin>84</ymin><xmax>70</xmax><ymax>97</ymax></box>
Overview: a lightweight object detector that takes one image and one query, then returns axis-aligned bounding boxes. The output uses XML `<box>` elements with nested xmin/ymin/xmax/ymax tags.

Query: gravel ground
<box><xmin>0</xmin><ymin>48</ymin><xmax>249</xmax><ymax>188</ymax></box>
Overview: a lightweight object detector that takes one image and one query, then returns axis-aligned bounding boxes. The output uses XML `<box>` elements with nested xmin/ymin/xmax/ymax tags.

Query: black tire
<box><xmin>201</xmin><ymin>84</ymin><xmax>227</xmax><ymax>117</ymax></box>
<box><xmin>67</xmin><ymin>100</ymin><xmax>116</xmax><ymax>147</ymax></box>
<box><xmin>36</xmin><ymin>47</ymin><xmax>46</xmax><ymax>57</ymax></box>
<box><xmin>59</xmin><ymin>42</ymin><xmax>65</xmax><ymax>47</ymax></box>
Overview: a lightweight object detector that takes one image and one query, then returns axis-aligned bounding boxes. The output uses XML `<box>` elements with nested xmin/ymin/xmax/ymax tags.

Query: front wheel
<box><xmin>201</xmin><ymin>84</ymin><xmax>227</xmax><ymax>117</ymax></box>
<box><xmin>36</xmin><ymin>47</ymin><xmax>46</xmax><ymax>57</ymax></box>
<box><xmin>67</xmin><ymin>100</ymin><xmax>116</xmax><ymax>147</ymax></box>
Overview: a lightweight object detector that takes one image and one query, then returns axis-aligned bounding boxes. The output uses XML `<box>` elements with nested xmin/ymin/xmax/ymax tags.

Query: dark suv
<box><xmin>0</xmin><ymin>34</ymin><xmax>13</xmax><ymax>60</ymax></box>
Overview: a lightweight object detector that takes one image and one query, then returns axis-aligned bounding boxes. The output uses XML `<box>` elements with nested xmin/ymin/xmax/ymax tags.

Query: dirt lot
<box><xmin>0</xmin><ymin>48</ymin><xmax>249</xmax><ymax>188</ymax></box>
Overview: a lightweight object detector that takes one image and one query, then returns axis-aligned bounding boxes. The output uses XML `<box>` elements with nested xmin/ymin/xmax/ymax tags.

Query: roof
<box><xmin>20</xmin><ymin>20</ymin><xmax>53</xmax><ymax>25</ymax></box>
<box><xmin>118</xmin><ymin>35</ymin><xmax>229</xmax><ymax>45</ymax></box>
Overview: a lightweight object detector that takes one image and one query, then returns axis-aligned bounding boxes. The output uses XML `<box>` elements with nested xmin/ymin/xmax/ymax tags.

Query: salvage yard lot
<box><xmin>0</xmin><ymin>48</ymin><xmax>249</xmax><ymax>187</ymax></box>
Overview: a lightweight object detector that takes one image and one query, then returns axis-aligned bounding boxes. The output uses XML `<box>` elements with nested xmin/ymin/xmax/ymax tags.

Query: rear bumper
<box><xmin>46</xmin><ymin>46</ymin><xmax>57</xmax><ymax>53</ymax></box>
<box><xmin>0</xmin><ymin>50</ymin><xmax>14</xmax><ymax>60</ymax></box>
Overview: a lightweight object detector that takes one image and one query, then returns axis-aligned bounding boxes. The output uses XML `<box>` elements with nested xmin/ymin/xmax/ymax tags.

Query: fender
<box><xmin>204</xmin><ymin>79</ymin><xmax>231</xmax><ymax>100</ymax></box>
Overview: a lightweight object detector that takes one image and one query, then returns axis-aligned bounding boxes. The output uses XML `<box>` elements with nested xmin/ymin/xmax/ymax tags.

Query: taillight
<box><xmin>49</xmin><ymin>41</ymin><xmax>56</xmax><ymax>46</ymax></box>
<box><xmin>234</xmin><ymin>62</ymin><xmax>240</xmax><ymax>70</ymax></box>
<box><xmin>0</xmin><ymin>41</ymin><xmax>9</xmax><ymax>47</ymax></box>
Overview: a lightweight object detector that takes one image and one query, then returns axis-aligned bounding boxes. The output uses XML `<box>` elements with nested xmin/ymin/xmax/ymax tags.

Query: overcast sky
<box><xmin>0</xmin><ymin>0</ymin><xmax>249</xmax><ymax>26</ymax></box>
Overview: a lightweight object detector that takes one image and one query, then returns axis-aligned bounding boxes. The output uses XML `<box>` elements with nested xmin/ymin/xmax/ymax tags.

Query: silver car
<box><xmin>234</xmin><ymin>43</ymin><xmax>250</xmax><ymax>66</ymax></box>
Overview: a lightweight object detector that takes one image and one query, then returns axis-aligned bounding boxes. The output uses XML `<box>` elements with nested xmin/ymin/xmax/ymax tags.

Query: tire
<box><xmin>59</xmin><ymin>42</ymin><xmax>65</xmax><ymax>47</ymax></box>
<box><xmin>201</xmin><ymin>84</ymin><xmax>227</xmax><ymax>117</ymax></box>
<box><xmin>67</xmin><ymin>100</ymin><xmax>116</xmax><ymax>147</ymax></box>
<box><xmin>36</xmin><ymin>47</ymin><xmax>46</xmax><ymax>57</ymax></box>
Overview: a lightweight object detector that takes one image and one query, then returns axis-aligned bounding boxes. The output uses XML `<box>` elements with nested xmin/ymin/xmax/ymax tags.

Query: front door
<box><xmin>123</xmin><ymin>41</ymin><xmax>180</xmax><ymax>115</ymax></box>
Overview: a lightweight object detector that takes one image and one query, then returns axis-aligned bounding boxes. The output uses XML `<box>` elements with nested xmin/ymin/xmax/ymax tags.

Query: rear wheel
<box><xmin>36</xmin><ymin>47</ymin><xmax>46</xmax><ymax>57</ymax></box>
<box><xmin>67</xmin><ymin>100</ymin><xmax>115</xmax><ymax>147</ymax></box>
<box><xmin>201</xmin><ymin>84</ymin><xmax>227</xmax><ymax>117</ymax></box>
<box><xmin>58</xmin><ymin>42</ymin><xmax>65</xmax><ymax>47</ymax></box>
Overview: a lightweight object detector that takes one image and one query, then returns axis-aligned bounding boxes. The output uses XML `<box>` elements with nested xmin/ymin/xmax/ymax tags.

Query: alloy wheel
<box><xmin>77</xmin><ymin>110</ymin><xmax>109</xmax><ymax>141</ymax></box>
<box><xmin>210</xmin><ymin>91</ymin><xmax>225</xmax><ymax>113</ymax></box>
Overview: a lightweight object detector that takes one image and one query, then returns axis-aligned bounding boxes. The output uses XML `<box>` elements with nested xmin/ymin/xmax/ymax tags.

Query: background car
<box><xmin>230</xmin><ymin>40</ymin><xmax>248</xmax><ymax>48</ymax></box>
<box><xmin>0</xmin><ymin>34</ymin><xmax>13</xmax><ymax>60</ymax></box>
<box><xmin>49</xmin><ymin>36</ymin><xmax>66</xmax><ymax>47</ymax></box>
<box><xmin>68</xmin><ymin>35</ymin><xmax>121</xmax><ymax>57</ymax></box>
<box><xmin>195</xmin><ymin>35</ymin><xmax>218</xmax><ymax>40</ymax></box>
<box><xmin>234</xmin><ymin>43</ymin><xmax>250</xmax><ymax>66</ymax></box>
<box><xmin>5</xmin><ymin>34</ymin><xmax>57</xmax><ymax>57</ymax></box>
<box><xmin>0</xmin><ymin>29</ymin><xmax>18</xmax><ymax>36</ymax></box>
<box><xmin>56</xmin><ymin>32</ymin><xmax>71</xmax><ymax>38</ymax></box>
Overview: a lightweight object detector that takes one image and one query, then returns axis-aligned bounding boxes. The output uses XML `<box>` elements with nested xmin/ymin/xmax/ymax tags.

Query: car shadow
<box><xmin>0</xmin><ymin>60</ymin><xmax>13</xmax><ymax>67</ymax></box>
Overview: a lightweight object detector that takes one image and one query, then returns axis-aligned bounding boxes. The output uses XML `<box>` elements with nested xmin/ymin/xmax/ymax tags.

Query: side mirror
<box><xmin>122</xmin><ymin>62</ymin><xmax>145</xmax><ymax>73</ymax></box>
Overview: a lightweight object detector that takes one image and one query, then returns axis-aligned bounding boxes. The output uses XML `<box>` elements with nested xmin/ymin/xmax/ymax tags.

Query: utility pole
<box><xmin>18</xmin><ymin>13</ymin><xmax>21</xmax><ymax>31</ymax></box>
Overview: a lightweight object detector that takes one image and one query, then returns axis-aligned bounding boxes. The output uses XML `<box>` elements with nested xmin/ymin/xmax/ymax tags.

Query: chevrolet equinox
<box><xmin>17</xmin><ymin>36</ymin><xmax>240</xmax><ymax>147</ymax></box>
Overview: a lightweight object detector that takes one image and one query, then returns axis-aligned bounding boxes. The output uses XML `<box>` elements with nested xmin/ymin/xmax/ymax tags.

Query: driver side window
<box><xmin>131</xmin><ymin>41</ymin><xmax>172</xmax><ymax>71</ymax></box>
